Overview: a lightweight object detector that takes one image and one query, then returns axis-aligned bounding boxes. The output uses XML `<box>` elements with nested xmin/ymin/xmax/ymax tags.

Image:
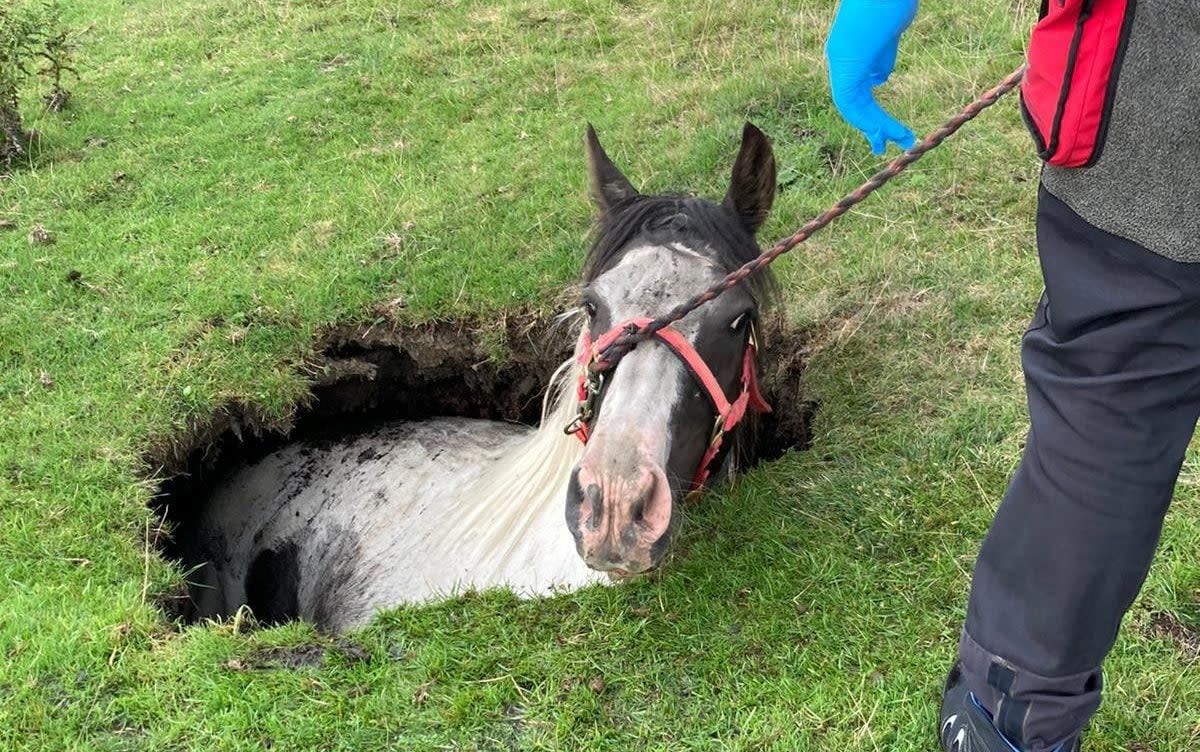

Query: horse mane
<box><xmin>443</xmin><ymin>312</ymin><xmax>587</xmax><ymax>564</ymax></box>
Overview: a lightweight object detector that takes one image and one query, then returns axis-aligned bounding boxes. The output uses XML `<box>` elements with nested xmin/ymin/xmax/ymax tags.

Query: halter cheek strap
<box><xmin>565</xmin><ymin>318</ymin><xmax>771</xmax><ymax>497</ymax></box>
<box><xmin>690</xmin><ymin>339</ymin><xmax>771</xmax><ymax>495</ymax></box>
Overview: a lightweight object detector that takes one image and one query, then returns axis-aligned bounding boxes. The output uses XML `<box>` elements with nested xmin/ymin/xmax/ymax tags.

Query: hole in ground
<box><xmin>149</xmin><ymin>313</ymin><xmax>816</xmax><ymax>630</ymax></box>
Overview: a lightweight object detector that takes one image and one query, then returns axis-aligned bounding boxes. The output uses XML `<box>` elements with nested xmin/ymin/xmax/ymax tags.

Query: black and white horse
<box><xmin>185</xmin><ymin>124</ymin><xmax>779</xmax><ymax>631</ymax></box>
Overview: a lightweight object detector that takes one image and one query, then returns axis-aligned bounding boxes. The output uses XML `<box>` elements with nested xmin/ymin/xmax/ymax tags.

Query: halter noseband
<box><xmin>564</xmin><ymin>317</ymin><xmax>771</xmax><ymax>498</ymax></box>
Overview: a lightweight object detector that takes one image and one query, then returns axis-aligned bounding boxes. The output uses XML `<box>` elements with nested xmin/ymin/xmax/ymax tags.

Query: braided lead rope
<box><xmin>594</xmin><ymin>64</ymin><xmax>1028</xmax><ymax>369</ymax></box>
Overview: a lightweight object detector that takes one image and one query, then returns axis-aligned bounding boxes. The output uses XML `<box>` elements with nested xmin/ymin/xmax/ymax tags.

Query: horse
<box><xmin>177</xmin><ymin>123</ymin><xmax>779</xmax><ymax>632</ymax></box>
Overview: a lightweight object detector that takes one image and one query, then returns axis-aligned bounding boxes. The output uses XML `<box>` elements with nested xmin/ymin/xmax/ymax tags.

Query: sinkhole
<box><xmin>150</xmin><ymin>315</ymin><xmax>816</xmax><ymax>632</ymax></box>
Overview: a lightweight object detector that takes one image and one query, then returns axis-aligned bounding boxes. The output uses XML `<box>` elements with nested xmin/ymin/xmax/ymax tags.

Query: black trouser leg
<box><xmin>959</xmin><ymin>187</ymin><xmax>1200</xmax><ymax>751</ymax></box>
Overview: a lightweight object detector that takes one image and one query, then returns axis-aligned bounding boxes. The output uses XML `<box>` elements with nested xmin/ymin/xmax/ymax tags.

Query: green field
<box><xmin>2</xmin><ymin>1</ymin><xmax>1198</xmax><ymax>749</ymax></box>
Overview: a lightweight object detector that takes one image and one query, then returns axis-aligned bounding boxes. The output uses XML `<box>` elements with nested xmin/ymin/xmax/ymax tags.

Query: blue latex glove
<box><xmin>825</xmin><ymin>0</ymin><xmax>918</xmax><ymax>155</ymax></box>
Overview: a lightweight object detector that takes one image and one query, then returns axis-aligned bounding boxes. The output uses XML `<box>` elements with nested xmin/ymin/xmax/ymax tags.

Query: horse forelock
<box><xmin>582</xmin><ymin>194</ymin><xmax>776</xmax><ymax>306</ymax></box>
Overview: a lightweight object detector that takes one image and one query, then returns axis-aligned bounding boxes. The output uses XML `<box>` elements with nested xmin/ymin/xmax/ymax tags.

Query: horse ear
<box><xmin>722</xmin><ymin>122</ymin><xmax>776</xmax><ymax>234</ymax></box>
<box><xmin>586</xmin><ymin>124</ymin><xmax>638</xmax><ymax>213</ymax></box>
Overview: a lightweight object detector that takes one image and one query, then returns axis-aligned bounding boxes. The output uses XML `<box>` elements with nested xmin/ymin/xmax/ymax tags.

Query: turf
<box><xmin>2</xmin><ymin>0</ymin><xmax>1199</xmax><ymax>749</ymax></box>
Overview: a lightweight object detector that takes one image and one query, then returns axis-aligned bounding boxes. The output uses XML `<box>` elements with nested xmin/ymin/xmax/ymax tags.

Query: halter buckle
<box><xmin>564</xmin><ymin>368</ymin><xmax>605</xmax><ymax>437</ymax></box>
<box><xmin>581</xmin><ymin>368</ymin><xmax>604</xmax><ymax>415</ymax></box>
<box><xmin>563</xmin><ymin>416</ymin><xmax>587</xmax><ymax>436</ymax></box>
<box><xmin>708</xmin><ymin>413</ymin><xmax>727</xmax><ymax>445</ymax></box>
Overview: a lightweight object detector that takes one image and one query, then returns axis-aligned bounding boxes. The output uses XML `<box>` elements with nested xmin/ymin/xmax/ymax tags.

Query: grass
<box><xmin>2</xmin><ymin>0</ymin><xmax>1199</xmax><ymax>749</ymax></box>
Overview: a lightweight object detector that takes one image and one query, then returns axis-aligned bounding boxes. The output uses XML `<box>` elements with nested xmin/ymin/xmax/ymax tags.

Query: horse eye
<box><xmin>729</xmin><ymin>313</ymin><xmax>749</xmax><ymax>332</ymax></box>
<box><xmin>582</xmin><ymin>301</ymin><xmax>597</xmax><ymax>318</ymax></box>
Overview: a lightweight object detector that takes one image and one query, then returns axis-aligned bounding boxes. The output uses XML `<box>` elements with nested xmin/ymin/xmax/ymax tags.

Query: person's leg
<box><xmin>951</xmin><ymin>187</ymin><xmax>1200</xmax><ymax>751</ymax></box>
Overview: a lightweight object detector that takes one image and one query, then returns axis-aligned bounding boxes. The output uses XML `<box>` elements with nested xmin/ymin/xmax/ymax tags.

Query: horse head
<box><xmin>565</xmin><ymin>122</ymin><xmax>777</xmax><ymax>575</ymax></box>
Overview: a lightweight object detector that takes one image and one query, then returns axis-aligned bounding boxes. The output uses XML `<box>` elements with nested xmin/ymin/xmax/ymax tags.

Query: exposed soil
<box><xmin>1145</xmin><ymin>609</ymin><xmax>1200</xmax><ymax>660</ymax></box>
<box><xmin>147</xmin><ymin>311</ymin><xmax>816</xmax><ymax>623</ymax></box>
<box><xmin>0</xmin><ymin>105</ymin><xmax>33</xmax><ymax>168</ymax></box>
<box><xmin>224</xmin><ymin>640</ymin><xmax>371</xmax><ymax>671</ymax></box>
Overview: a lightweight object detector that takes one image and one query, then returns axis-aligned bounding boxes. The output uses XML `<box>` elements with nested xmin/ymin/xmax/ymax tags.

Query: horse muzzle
<box><xmin>565</xmin><ymin>456</ymin><xmax>674</xmax><ymax>574</ymax></box>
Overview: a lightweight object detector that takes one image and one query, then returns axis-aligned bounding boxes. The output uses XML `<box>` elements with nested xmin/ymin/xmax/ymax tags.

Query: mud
<box><xmin>224</xmin><ymin>640</ymin><xmax>371</xmax><ymax>671</ymax></box>
<box><xmin>1146</xmin><ymin>609</ymin><xmax>1200</xmax><ymax>659</ymax></box>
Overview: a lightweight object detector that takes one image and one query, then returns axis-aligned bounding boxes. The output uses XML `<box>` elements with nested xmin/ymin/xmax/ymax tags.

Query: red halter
<box><xmin>564</xmin><ymin>317</ymin><xmax>771</xmax><ymax>497</ymax></box>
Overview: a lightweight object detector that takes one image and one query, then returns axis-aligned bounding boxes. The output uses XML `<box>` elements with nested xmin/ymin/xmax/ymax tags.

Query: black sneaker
<box><xmin>939</xmin><ymin>662</ymin><xmax>1081</xmax><ymax>752</ymax></box>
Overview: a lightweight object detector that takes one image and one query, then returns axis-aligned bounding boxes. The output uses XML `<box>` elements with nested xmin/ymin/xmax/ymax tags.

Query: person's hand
<box><xmin>825</xmin><ymin>0</ymin><xmax>918</xmax><ymax>155</ymax></box>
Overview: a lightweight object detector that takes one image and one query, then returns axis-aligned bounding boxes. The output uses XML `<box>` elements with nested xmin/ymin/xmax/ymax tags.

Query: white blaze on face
<box><xmin>586</xmin><ymin>243</ymin><xmax>725</xmax><ymax>466</ymax></box>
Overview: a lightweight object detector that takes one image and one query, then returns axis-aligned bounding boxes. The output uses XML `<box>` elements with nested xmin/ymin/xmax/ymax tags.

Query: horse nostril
<box><xmin>583</xmin><ymin>484</ymin><xmax>604</xmax><ymax>531</ymax></box>
<box><xmin>566</xmin><ymin>468</ymin><xmax>583</xmax><ymax>509</ymax></box>
<box><xmin>567</xmin><ymin>466</ymin><xmax>605</xmax><ymax>533</ymax></box>
<box><xmin>629</xmin><ymin>471</ymin><xmax>658</xmax><ymax>524</ymax></box>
